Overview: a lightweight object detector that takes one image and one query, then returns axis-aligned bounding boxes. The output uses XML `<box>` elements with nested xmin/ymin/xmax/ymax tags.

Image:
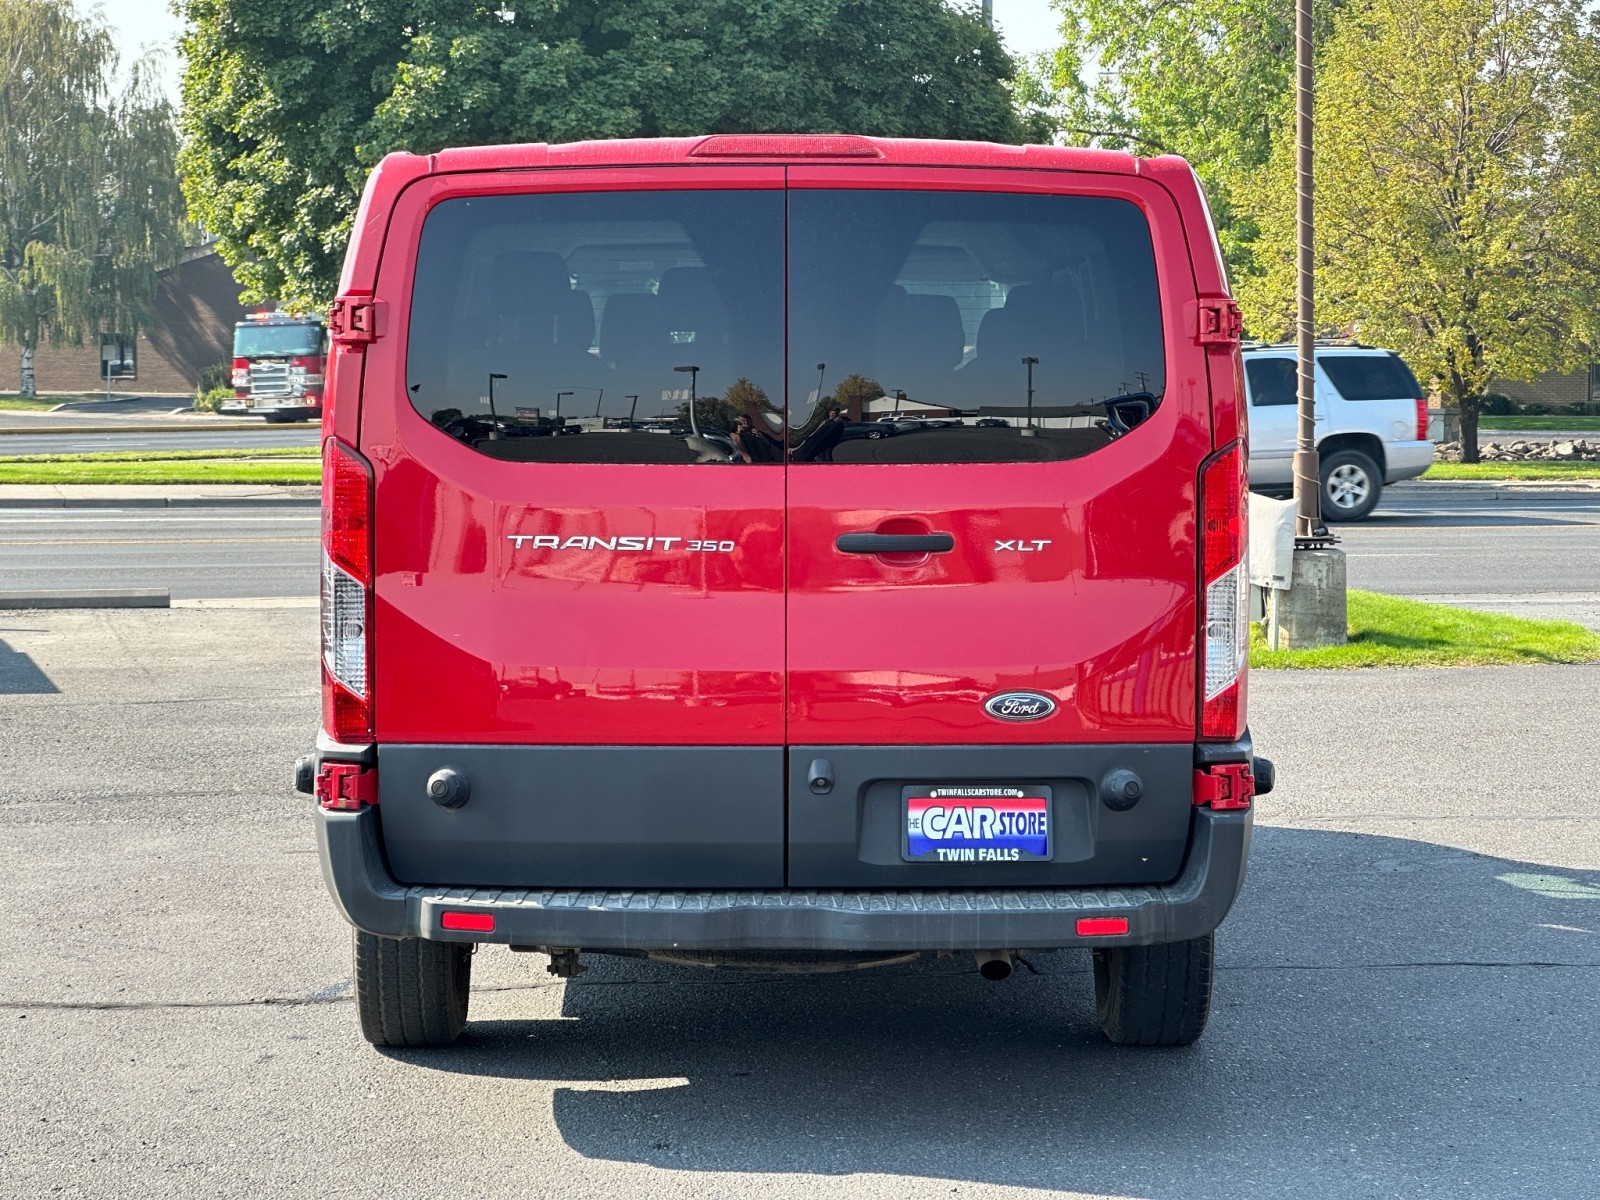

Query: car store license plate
<box><xmin>903</xmin><ymin>785</ymin><xmax>1051</xmax><ymax>863</ymax></box>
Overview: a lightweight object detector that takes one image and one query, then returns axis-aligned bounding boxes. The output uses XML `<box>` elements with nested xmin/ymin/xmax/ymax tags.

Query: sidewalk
<box><xmin>0</xmin><ymin>483</ymin><xmax>318</xmax><ymax>507</ymax></box>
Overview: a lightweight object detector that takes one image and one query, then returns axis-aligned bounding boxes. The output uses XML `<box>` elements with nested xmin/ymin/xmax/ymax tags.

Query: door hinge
<box><xmin>1196</xmin><ymin>298</ymin><xmax>1243</xmax><ymax>348</ymax></box>
<box><xmin>328</xmin><ymin>296</ymin><xmax>380</xmax><ymax>345</ymax></box>
<box><xmin>1193</xmin><ymin>763</ymin><xmax>1255</xmax><ymax>811</ymax></box>
<box><xmin>316</xmin><ymin>761</ymin><xmax>379</xmax><ymax>811</ymax></box>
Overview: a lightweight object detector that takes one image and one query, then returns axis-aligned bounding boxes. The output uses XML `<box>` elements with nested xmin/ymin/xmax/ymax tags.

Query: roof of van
<box><xmin>415</xmin><ymin>135</ymin><xmax>1153</xmax><ymax>176</ymax></box>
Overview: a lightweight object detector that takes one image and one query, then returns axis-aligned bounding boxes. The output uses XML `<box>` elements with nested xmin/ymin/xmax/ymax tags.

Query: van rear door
<box><xmin>362</xmin><ymin>167</ymin><xmax>790</xmax><ymax>889</ymax></box>
<box><xmin>782</xmin><ymin>167</ymin><xmax>1211</xmax><ymax>888</ymax></box>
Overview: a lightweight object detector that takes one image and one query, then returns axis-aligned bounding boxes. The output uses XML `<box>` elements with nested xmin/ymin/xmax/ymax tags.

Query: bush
<box><xmin>1480</xmin><ymin>392</ymin><xmax>1514</xmax><ymax>415</ymax></box>
<box><xmin>193</xmin><ymin>385</ymin><xmax>233</xmax><ymax>413</ymax></box>
<box><xmin>196</xmin><ymin>362</ymin><xmax>232</xmax><ymax>394</ymax></box>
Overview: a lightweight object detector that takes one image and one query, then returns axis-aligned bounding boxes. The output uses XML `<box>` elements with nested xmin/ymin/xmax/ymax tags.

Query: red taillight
<box><xmin>1201</xmin><ymin>442</ymin><xmax>1245</xmax><ymax>581</ymax></box>
<box><xmin>231</xmin><ymin>356</ymin><xmax>249</xmax><ymax>393</ymax></box>
<box><xmin>322</xmin><ymin>439</ymin><xmax>373</xmax><ymax>743</ymax></box>
<box><xmin>1077</xmin><ymin>917</ymin><xmax>1130</xmax><ymax>936</ymax></box>
<box><xmin>1199</xmin><ymin>442</ymin><xmax>1248</xmax><ymax>741</ymax></box>
<box><xmin>441</xmin><ymin>911</ymin><xmax>495</xmax><ymax>933</ymax></box>
<box><xmin>323</xmin><ymin>438</ymin><xmax>372</xmax><ymax>578</ymax></box>
<box><xmin>1415</xmin><ymin>398</ymin><xmax>1429</xmax><ymax>442</ymax></box>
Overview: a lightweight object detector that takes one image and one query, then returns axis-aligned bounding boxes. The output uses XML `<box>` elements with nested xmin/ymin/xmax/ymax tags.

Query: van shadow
<box><xmin>392</xmin><ymin>828</ymin><xmax>1600</xmax><ymax>1197</ymax></box>
<box><xmin>0</xmin><ymin>635</ymin><xmax>59</xmax><ymax>694</ymax></box>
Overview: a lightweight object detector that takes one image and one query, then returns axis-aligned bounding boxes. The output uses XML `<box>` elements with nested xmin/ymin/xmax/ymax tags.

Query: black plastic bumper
<box><xmin>315</xmin><ymin>803</ymin><xmax>1252</xmax><ymax>951</ymax></box>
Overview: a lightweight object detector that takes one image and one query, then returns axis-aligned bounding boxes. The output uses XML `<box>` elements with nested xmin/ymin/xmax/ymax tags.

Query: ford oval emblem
<box><xmin>984</xmin><ymin>691</ymin><xmax>1058</xmax><ymax>722</ymax></box>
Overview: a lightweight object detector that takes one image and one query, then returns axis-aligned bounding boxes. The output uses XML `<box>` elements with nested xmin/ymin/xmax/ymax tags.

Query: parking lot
<box><xmin>2</xmin><ymin>477</ymin><xmax>1598</xmax><ymax>1197</ymax></box>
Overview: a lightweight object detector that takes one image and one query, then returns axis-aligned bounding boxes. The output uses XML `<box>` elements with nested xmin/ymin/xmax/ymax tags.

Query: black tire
<box><xmin>1092</xmin><ymin>933</ymin><xmax>1213</xmax><ymax>1046</ymax></box>
<box><xmin>261</xmin><ymin>411</ymin><xmax>291</xmax><ymax>424</ymax></box>
<box><xmin>865</xmin><ymin>429</ymin><xmax>885</xmax><ymax>439</ymax></box>
<box><xmin>1319</xmin><ymin>448</ymin><xmax>1382</xmax><ymax>521</ymax></box>
<box><xmin>353</xmin><ymin>930</ymin><xmax>471</xmax><ymax>1047</ymax></box>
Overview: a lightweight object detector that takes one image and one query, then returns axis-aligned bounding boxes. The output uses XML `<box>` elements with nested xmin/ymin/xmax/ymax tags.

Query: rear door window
<box><xmin>1245</xmin><ymin>357</ymin><xmax>1298</xmax><ymax>406</ymax></box>
<box><xmin>1320</xmin><ymin>353</ymin><xmax>1423</xmax><ymax>401</ymax></box>
<box><xmin>787</xmin><ymin>190</ymin><xmax>1165</xmax><ymax>463</ymax></box>
<box><xmin>405</xmin><ymin>190</ymin><xmax>786</xmax><ymax>464</ymax></box>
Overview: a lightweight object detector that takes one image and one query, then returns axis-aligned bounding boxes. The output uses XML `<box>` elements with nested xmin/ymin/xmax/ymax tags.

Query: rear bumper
<box><xmin>1385</xmin><ymin>440</ymin><xmax>1435</xmax><ymax>483</ymax></box>
<box><xmin>315</xmin><ymin>803</ymin><xmax>1253</xmax><ymax>951</ymax></box>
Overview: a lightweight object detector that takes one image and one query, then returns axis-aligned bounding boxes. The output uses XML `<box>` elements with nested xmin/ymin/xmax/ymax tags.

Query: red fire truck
<box><xmin>225</xmin><ymin>310</ymin><xmax>328</xmax><ymax>422</ymax></box>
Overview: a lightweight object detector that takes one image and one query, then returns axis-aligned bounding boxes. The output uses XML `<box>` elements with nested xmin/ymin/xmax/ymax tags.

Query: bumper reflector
<box><xmin>441</xmin><ymin>911</ymin><xmax>495</xmax><ymax>933</ymax></box>
<box><xmin>1077</xmin><ymin>917</ymin><xmax>1130</xmax><ymax>936</ymax></box>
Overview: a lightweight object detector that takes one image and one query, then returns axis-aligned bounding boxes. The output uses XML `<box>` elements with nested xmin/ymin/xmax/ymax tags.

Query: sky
<box><xmin>101</xmin><ymin>0</ymin><xmax>1066</xmax><ymax>106</ymax></box>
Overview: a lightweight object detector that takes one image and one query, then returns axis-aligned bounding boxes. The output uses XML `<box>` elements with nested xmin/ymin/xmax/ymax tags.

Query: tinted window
<box><xmin>1245</xmin><ymin>357</ymin><xmax>1298</xmax><ymax>406</ymax></box>
<box><xmin>787</xmin><ymin>191</ymin><xmax>1165</xmax><ymax>464</ymax></box>
<box><xmin>234</xmin><ymin>324</ymin><xmax>323</xmax><ymax>358</ymax></box>
<box><xmin>1320</xmin><ymin>354</ymin><xmax>1423</xmax><ymax>401</ymax></box>
<box><xmin>406</xmin><ymin>191</ymin><xmax>785</xmax><ymax>464</ymax></box>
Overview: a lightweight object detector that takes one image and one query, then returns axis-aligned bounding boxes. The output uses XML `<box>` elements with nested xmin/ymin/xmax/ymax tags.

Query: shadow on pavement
<box><xmin>387</xmin><ymin>827</ymin><xmax>1599</xmax><ymax>1197</ymax></box>
<box><xmin>0</xmin><ymin>636</ymin><xmax>59</xmax><ymax>694</ymax></box>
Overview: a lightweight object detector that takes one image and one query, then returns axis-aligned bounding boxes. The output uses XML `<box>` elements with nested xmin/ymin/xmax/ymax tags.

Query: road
<box><xmin>0</xmin><ymin>507</ymin><xmax>319</xmax><ymax>599</ymax></box>
<box><xmin>1340</xmin><ymin>483</ymin><xmax>1600</xmax><ymax>629</ymax></box>
<box><xmin>4</xmin><ymin>484</ymin><xmax>1599</xmax><ymax>627</ymax></box>
<box><xmin>0</xmin><ymin>605</ymin><xmax>1594</xmax><ymax>1199</ymax></box>
<box><xmin>0</xmin><ymin>427</ymin><xmax>321</xmax><ymax>454</ymax></box>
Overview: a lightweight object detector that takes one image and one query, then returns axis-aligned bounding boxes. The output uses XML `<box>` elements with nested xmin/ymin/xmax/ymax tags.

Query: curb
<box><xmin>0</xmin><ymin>495</ymin><xmax>318</xmax><ymax>508</ymax></box>
<box><xmin>0</xmin><ymin>588</ymin><xmax>170</xmax><ymax>609</ymax></box>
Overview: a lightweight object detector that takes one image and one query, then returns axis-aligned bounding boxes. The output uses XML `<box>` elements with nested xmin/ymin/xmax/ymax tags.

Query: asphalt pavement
<box><xmin>3</xmin><ymin>483</ymin><xmax>1598</xmax><ymax>630</ymax></box>
<box><xmin>1342</xmin><ymin>482</ymin><xmax>1600</xmax><ymax>629</ymax></box>
<box><xmin>0</xmin><ymin>506</ymin><xmax>319</xmax><ymax>599</ymax></box>
<box><xmin>0</xmin><ymin>605</ymin><xmax>1594</xmax><ymax>1198</ymax></box>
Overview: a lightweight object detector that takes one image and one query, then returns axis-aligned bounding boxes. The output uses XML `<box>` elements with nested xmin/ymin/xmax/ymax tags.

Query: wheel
<box><xmin>353</xmin><ymin>930</ymin><xmax>471</xmax><ymax>1047</ymax></box>
<box><xmin>1092</xmin><ymin>933</ymin><xmax>1213</xmax><ymax>1046</ymax></box>
<box><xmin>865</xmin><ymin>429</ymin><xmax>885</xmax><ymax>439</ymax></box>
<box><xmin>1319</xmin><ymin>448</ymin><xmax>1382</xmax><ymax>521</ymax></box>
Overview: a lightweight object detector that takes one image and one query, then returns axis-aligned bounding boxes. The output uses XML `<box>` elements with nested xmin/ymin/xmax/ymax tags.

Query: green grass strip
<box><xmin>0</xmin><ymin>446</ymin><xmax>319</xmax><ymax>464</ymax></box>
<box><xmin>0</xmin><ymin>396</ymin><xmax>64</xmax><ymax>411</ymax></box>
<box><xmin>1251</xmin><ymin>590</ymin><xmax>1600</xmax><ymax>669</ymax></box>
<box><xmin>0</xmin><ymin>460</ymin><xmax>320</xmax><ymax>485</ymax></box>
<box><xmin>1421</xmin><ymin>462</ymin><xmax>1600</xmax><ymax>480</ymax></box>
<box><xmin>1478</xmin><ymin>416</ymin><xmax>1600</xmax><ymax>431</ymax></box>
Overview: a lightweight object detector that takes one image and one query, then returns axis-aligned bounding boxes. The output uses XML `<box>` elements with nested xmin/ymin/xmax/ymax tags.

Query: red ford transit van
<box><xmin>299</xmin><ymin>135</ymin><xmax>1273</xmax><ymax>1049</ymax></box>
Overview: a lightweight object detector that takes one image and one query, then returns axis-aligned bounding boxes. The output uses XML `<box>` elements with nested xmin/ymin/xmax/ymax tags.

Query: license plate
<box><xmin>903</xmin><ymin>785</ymin><xmax>1051</xmax><ymax>863</ymax></box>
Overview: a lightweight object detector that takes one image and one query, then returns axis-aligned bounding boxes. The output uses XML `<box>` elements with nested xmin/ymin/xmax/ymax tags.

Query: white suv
<box><xmin>1242</xmin><ymin>344</ymin><xmax>1435</xmax><ymax>521</ymax></box>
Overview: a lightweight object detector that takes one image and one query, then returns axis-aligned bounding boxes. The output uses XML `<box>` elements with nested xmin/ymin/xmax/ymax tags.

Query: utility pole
<box><xmin>1277</xmin><ymin>0</ymin><xmax>1347</xmax><ymax>649</ymax></box>
<box><xmin>1293</xmin><ymin>0</ymin><xmax>1321</xmax><ymax>544</ymax></box>
<box><xmin>674</xmin><ymin>365</ymin><xmax>700</xmax><ymax>436</ymax></box>
<box><xmin>1021</xmin><ymin>356</ymin><xmax>1038</xmax><ymax>437</ymax></box>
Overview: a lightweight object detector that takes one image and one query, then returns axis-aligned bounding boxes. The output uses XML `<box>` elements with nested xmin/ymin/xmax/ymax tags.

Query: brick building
<box><xmin>0</xmin><ymin>246</ymin><xmax>250</xmax><ymax>395</ymax></box>
<box><xmin>1489</xmin><ymin>363</ymin><xmax>1598</xmax><ymax>412</ymax></box>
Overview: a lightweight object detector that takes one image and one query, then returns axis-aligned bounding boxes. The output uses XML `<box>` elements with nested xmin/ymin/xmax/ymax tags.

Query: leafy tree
<box><xmin>1026</xmin><ymin>1</ymin><xmax>1344</xmax><ymax>271</ymax></box>
<box><xmin>0</xmin><ymin>0</ymin><xmax>184</xmax><ymax>394</ymax></box>
<box><xmin>1235</xmin><ymin>0</ymin><xmax>1600</xmax><ymax>460</ymax></box>
<box><xmin>828</xmin><ymin>371</ymin><xmax>885</xmax><ymax>414</ymax></box>
<box><xmin>180</xmin><ymin>0</ymin><xmax>1031</xmax><ymax>309</ymax></box>
<box><xmin>677</xmin><ymin>377</ymin><xmax>776</xmax><ymax>430</ymax></box>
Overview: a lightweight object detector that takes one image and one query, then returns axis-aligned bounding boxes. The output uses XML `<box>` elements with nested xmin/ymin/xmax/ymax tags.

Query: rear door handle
<box><xmin>836</xmin><ymin>532</ymin><xmax>955</xmax><ymax>554</ymax></box>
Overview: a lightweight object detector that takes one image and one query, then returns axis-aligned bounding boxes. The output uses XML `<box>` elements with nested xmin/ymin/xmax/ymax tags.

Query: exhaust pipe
<box><xmin>974</xmin><ymin>950</ymin><xmax>1014</xmax><ymax>982</ymax></box>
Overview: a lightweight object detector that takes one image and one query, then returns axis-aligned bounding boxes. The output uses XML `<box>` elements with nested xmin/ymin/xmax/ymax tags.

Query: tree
<box><xmin>1235</xmin><ymin>0</ymin><xmax>1600</xmax><ymax>460</ymax></box>
<box><xmin>180</xmin><ymin>0</ymin><xmax>1031</xmax><ymax>309</ymax></box>
<box><xmin>1026</xmin><ymin>1</ymin><xmax>1345</xmax><ymax>272</ymax></box>
<box><xmin>677</xmin><ymin>377</ymin><xmax>776</xmax><ymax>430</ymax></box>
<box><xmin>0</xmin><ymin>0</ymin><xmax>184</xmax><ymax>395</ymax></box>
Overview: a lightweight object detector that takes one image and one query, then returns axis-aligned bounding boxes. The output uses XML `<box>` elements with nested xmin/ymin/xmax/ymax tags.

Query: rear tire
<box><xmin>1319</xmin><ymin>448</ymin><xmax>1382</xmax><ymax>521</ymax></box>
<box><xmin>353</xmin><ymin>931</ymin><xmax>471</xmax><ymax>1047</ymax></box>
<box><xmin>1092</xmin><ymin>934</ymin><xmax>1213</xmax><ymax>1046</ymax></box>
